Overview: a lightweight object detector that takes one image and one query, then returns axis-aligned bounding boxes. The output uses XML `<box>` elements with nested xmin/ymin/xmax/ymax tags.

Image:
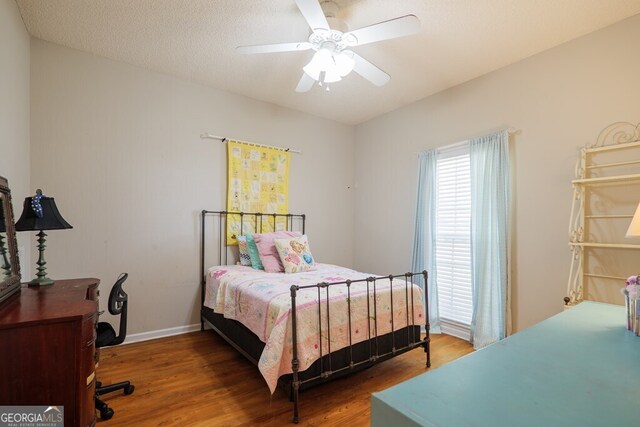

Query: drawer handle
<box><xmin>87</xmin><ymin>371</ymin><xmax>95</xmax><ymax>386</ymax></box>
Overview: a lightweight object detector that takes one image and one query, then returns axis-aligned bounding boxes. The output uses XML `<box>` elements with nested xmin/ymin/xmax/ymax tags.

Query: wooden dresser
<box><xmin>0</xmin><ymin>278</ymin><xmax>100</xmax><ymax>427</ymax></box>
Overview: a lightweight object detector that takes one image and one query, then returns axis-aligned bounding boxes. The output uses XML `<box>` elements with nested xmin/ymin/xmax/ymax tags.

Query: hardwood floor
<box><xmin>96</xmin><ymin>330</ymin><xmax>473</xmax><ymax>426</ymax></box>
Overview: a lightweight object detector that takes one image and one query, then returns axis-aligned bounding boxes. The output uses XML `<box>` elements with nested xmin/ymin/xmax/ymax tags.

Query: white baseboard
<box><xmin>123</xmin><ymin>323</ymin><xmax>205</xmax><ymax>345</ymax></box>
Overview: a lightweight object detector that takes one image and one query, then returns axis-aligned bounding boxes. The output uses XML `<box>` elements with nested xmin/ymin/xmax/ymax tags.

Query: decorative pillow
<box><xmin>245</xmin><ymin>234</ymin><xmax>264</xmax><ymax>270</ymax></box>
<box><xmin>274</xmin><ymin>235</ymin><xmax>316</xmax><ymax>274</ymax></box>
<box><xmin>235</xmin><ymin>235</ymin><xmax>252</xmax><ymax>266</ymax></box>
<box><xmin>253</xmin><ymin>231</ymin><xmax>301</xmax><ymax>273</ymax></box>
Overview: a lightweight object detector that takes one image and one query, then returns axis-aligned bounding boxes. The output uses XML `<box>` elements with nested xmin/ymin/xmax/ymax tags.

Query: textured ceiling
<box><xmin>16</xmin><ymin>0</ymin><xmax>640</xmax><ymax>125</ymax></box>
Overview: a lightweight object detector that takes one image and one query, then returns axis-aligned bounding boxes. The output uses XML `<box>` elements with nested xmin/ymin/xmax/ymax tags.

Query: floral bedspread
<box><xmin>204</xmin><ymin>263</ymin><xmax>425</xmax><ymax>393</ymax></box>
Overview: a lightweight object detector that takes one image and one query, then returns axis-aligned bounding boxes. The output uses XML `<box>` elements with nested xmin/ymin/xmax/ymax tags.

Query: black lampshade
<box><xmin>15</xmin><ymin>191</ymin><xmax>73</xmax><ymax>231</ymax></box>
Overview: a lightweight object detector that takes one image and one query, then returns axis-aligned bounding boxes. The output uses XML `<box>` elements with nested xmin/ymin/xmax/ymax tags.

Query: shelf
<box><xmin>585</xmin><ymin>214</ymin><xmax>633</xmax><ymax>219</ymax></box>
<box><xmin>585</xmin><ymin>140</ymin><xmax>640</xmax><ymax>154</ymax></box>
<box><xmin>572</xmin><ymin>173</ymin><xmax>640</xmax><ymax>185</ymax></box>
<box><xmin>583</xmin><ymin>273</ymin><xmax>627</xmax><ymax>281</ymax></box>
<box><xmin>569</xmin><ymin>242</ymin><xmax>640</xmax><ymax>249</ymax></box>
<box><xmin>586</xmin><ymin>159</ymin><xmax>640</xmax><ymax>169</ymax></box>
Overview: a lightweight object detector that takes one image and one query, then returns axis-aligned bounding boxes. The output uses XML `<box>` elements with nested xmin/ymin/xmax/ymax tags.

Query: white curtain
<box><xmin>411</xmin><ymin>150</ymin><xmax>441</xmax><ymax>333</ymax></box>
<box><xmin>469</xmin><ymin>130</ymin><xmax>511</xmax><ymax>349</ymax></box>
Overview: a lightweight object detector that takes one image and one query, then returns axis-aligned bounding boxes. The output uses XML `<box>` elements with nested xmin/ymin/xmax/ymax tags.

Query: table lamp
<box><xmin>627</xmin><ymin>202</ymin><xmax>640</xmax><ymax>238</ymax></box>
<box><xmin>0</xmin><ymin>202</ymin><xmax>11</xmax><ymax>277</ymax></box>
<box><xmin>15</xmin><ymin>189</ymin><xmax>73</xmax><ymax>286</ymax></box>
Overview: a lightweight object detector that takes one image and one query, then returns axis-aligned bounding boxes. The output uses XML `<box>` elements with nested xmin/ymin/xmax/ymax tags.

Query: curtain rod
<box><xmin>200</xmin><ymin>133</ymin><xmax>303</xmax><ymax>155</ymax></box>
<box><xmin>419</xmin><ymin>127</ymin><xmax>520</xmax><ymax>155</ymax></box>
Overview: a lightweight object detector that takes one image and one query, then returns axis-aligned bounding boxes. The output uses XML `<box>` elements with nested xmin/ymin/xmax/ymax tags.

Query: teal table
<box><xmin>371</xmin><ymin>302</ymin><xmax>640</xmax><ymax>426</ymax></box>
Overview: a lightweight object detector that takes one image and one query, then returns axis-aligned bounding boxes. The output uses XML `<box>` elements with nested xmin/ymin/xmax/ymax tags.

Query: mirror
<box><xmin>0</xmin><ymin>176</ymin><xmax>21</xmax><ymax>304</ymax></box>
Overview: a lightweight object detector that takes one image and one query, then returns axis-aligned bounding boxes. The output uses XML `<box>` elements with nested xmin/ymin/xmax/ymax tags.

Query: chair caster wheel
<box><xmin>96</xmin><ymin>400</ymin><xmax>108</xmax><ymax>412</ymax></box>
<box><xmin>100</xmin><ymin>408</ymin><xmax>114</xmax><ymax>420</ymax></box>
<box><xmin>124</xmin><ymin>385</ymin><xmax>135</xmax><ymax>395</ymax></box>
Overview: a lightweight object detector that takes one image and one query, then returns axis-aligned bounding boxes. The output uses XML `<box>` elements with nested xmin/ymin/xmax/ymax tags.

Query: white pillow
<box><xmin>274</xmin><ymin>235</ymin><xmax>316</xmax><ymax>273</ymax></box>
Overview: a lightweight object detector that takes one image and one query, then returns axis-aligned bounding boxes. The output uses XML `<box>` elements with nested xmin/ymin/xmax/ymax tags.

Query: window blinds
<box><xmin>436</xmin><ymin>144</ymin><xmax>473</xmax><ymax>335</ymax></box>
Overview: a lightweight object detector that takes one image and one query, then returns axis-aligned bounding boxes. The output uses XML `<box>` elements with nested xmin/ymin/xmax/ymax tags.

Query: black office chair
<box><xmin>95</xmin><ymin>273</ymin><xmax>135</xmax><ymax>420</ymax></box>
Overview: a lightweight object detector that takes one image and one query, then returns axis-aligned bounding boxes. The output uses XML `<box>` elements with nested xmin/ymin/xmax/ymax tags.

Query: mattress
<box><xmin>204</xmin><ymin>263</ymin><xmax>425</xmax><ymax>393</ymax></box>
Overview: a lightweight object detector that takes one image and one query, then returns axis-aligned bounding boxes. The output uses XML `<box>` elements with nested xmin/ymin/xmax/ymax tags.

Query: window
<box><xmin>413</xmin><ymin>130</ymin><xmax>510</xmax><ymax>348</ymax></box>
<box><xmin>435</xmin><ymin>143</ymin><xmax>472</xmax><ymax>340</ymax></box>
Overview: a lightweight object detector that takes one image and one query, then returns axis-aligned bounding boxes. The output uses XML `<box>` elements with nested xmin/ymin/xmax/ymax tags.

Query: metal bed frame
<box><xmin>200</xmin><ymin>210</ymin><xmax>430</xmax><ymax>423</ymax></box>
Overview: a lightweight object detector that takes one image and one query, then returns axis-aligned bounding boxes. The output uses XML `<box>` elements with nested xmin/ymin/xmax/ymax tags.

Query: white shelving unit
<box><xmin>566</xmin><ymin>122</ymin><xmax>640</xmax><ymax>306</ymax></box>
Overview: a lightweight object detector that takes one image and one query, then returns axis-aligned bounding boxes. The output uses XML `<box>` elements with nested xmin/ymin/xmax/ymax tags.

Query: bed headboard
<box><xmin>200</xmin><ymin>210</ymin><xmax>306</xmax><ymax>286</ymax></box>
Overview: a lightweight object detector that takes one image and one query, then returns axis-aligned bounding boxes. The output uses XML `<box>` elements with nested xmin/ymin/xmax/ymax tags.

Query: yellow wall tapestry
<box><xmin>226</xmin><ymin>140</ymin><xmax>290</xmax><ymax>245</ymax></box>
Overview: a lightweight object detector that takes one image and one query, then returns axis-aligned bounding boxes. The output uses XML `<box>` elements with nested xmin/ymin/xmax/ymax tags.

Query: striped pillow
<box><xmin>236</xmin><ymin>235</ymin><xmax>252</xmax><ymax>266</ymax></box>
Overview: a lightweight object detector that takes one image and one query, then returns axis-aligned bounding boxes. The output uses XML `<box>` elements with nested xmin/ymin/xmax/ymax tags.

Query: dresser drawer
<box><xmin>80</xmin><ymin>315</ymin><xmax>97</xmax><ymax>427</ymax></box>
<box><xmin>82</xmin><ymin>345</ymin><xmax>96</xmax><ymax>382</ymax></box>
<box><xmin>81</xmin><ymin>345</ymin><xmax>97</xmax><ymax>427</ymax></box>
<box><xmin>82</xmin><ymin>313</ymin><xmax>97</xmax><ymax>347</ymax></box>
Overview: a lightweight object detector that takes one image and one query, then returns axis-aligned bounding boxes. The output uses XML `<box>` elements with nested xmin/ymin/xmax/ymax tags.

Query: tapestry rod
<box><xmin>200</xmin><ymin>133</ymin><xmax>303</xmax><ymax>155</ymax></box>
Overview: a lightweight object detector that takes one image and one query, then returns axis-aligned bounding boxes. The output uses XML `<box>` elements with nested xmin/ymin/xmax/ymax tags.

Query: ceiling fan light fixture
<box><xmin>319</xmin><ymin>67</ymin><xmax>342</xmax><ymax>83</ymax></box>
<box><xmin>334</xmin><ymin>51</ymin><xmax>355</xmax><ymax>77</ymax></box>
<box><xmin>303</xmin><ymin>48</ymin><xmax>330</xmax><ymax>80</ymax></box>
<box><xmin>303</xmin><ymin>48</ymin><xmax>353</xmax><ymax>85</ymax></box>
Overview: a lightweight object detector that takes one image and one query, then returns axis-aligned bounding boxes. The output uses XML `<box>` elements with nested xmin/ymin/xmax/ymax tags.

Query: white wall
<box><xmin>0</xmin><ymin>0</ymin><xmax>30</xmax><ymax>276</ymax></box>
<box><xmin>354</xmin><ymin>14</ymin><xmax>640</xmax><ymax>332</ymax></box>
<box><xmin>30</xmin><ymin>40</ymin><xmax>355</xmax><ymax>334</ymax></box>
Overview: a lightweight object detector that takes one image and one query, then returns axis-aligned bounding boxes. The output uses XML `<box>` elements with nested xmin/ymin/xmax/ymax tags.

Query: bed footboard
<box><xmin>289</xmin><ymin>271</ymin><xmax>430</xmax><ymax>424</ymax></box>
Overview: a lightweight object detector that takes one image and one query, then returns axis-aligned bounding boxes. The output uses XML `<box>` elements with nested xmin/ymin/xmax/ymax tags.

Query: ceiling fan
<box><xmin>236</xmin><ymin>0</ymin><xmax>421</xmax><ymax>92</ymax></box>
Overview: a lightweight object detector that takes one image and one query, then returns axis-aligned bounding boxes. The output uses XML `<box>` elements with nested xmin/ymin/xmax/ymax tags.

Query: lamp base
<box><xmin>29</xmin><ymin>230</ymin><xmax>54</xmax><ymax>286</ymax></box>
<box><xmin>28</xmin><ymin>276</ymin><xmax>54</xmax><ymax>286</ymax></box>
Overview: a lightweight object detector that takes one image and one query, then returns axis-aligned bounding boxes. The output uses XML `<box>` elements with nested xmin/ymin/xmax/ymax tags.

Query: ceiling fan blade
<box><xmin>351</xmin><ymin>52</ymin><xmax>390</xmax><ymax>86</ymax></box>
<box><xmin>236</xmin><ymin>42</ymin><xmax>312</xmax><ymax>54</ymax></box>
<box><xmin>295</xmin><ymin>0</ymin><xmax>330</xmax><ymax>31</ymax></box>
<box><xmin>295</xmin><ymin>73</ymin><xmax>316</xmax><ymax>92</ymax></box>
<box><xmin>344</xmin><ymin>15</ymin><xmax>420</xmax><ymax>46</ymax></box>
